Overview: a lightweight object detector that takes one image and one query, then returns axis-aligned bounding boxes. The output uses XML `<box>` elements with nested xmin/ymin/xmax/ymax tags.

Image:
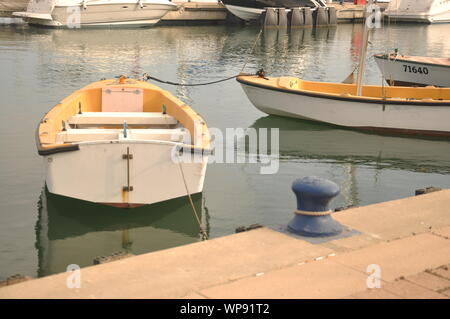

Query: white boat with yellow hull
<box><xmin>37</xmin><ymin>77</ymin><xmax>211</xmax><ymax>208</ymax></box>
<box><xmin>237</xmin><ymin>74</ymin><xmax>450</xmax><ymax>137</ymax></box>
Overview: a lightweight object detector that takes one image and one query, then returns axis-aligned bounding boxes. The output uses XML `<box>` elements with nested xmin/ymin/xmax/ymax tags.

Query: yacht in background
<box><xmin>384</xmin><ymin>0</ymin><xmax>450</xmax><ymax>23</ymax></box>
<box><xmin>13</xmin><ymin>0</ymin><xmax>177</xmax><ymax>27</ymax></box>
<box><xmin>221</xmin><ymin>0</ymin><xmax>326</xmax><ymax>22</ymax></box>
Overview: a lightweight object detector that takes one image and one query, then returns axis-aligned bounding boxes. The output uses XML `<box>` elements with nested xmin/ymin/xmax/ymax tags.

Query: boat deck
<box><xmin>56</xmin><ymin>111</ymin><xmax>188</xmax><ymax>144</ymax></box>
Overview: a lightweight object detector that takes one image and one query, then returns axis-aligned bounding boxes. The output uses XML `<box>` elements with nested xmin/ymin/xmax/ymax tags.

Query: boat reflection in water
<box><xmin>36</xmin><ymin>188</ymin><xmax>206</xmax><ymax>277</ymax></box>
<box><xmin>248</xmin><ymin>115</ymin><xmax>450</xmax><ymax>209</ymax></box>
<box><xmin>251</xmin><ymin>116</ymin><xmax>450</xmax><ymax>174</ymax></box>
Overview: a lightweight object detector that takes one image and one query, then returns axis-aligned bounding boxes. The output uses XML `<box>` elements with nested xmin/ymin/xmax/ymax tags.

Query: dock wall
<box><xmin>1</xmin><ymin>189</ymin><xmax>449</xmax><ymax>298</ymax></box>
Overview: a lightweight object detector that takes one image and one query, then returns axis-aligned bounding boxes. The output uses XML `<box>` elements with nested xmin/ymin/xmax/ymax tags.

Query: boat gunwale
<box><xmin>236</xmin><ymin>76</ymin><xmax>450</xmax><ymax>106</ymax></box>
<box><xmin>374</xmin><ymin>54</ymin><xmax>450</xmax><ymax>69</ymax></box>
<box><xmin>36</xmin><ymin>78</ymin><xmax>212</xmax><ymax>156</ymax></box>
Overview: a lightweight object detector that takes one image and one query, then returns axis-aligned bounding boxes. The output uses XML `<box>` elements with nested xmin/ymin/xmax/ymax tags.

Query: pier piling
<box><xmin>278</xmin><ymin>8</ymin><xmax>287</xmax><ymax>28</ymax></box>
<box><xmin>328</xmin><ymin>7</ymin><xmax>337</xmax><ymax>25</ymax></box>
<box><xmin>262</xmin><ymin>7</ymin><xmax>278</xmax><ymax>28</ymax></box>
<box><xmin>290</xmin><ymin>8</ymin><xmax>305</xmax><ymax>27</ymax></box>
<box><xmin>314</xmin><ymin>7</ymin><xmax>329</xmax><ymax>26</ymax></box>
<box><xmin>303</xmin><ymin>7</ymin><xmax>313</xmax><ymax>26</ymax></box>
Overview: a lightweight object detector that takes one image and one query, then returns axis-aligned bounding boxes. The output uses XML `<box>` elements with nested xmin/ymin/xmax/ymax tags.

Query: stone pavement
<box><xmin>1</xmin><ymin>190</ymin><xmax>450</xmax><ymax>299</ymax></box>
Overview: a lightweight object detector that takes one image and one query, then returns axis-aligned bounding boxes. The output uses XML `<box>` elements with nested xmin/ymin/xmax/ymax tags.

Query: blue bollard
<box><xmin>288</xmin><ymin>176</ymin><xmax>343</xmax><ymax>237</ymax></box>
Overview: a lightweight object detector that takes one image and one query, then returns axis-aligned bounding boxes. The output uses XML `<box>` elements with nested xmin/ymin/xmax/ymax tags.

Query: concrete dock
<box><xmin>1</xmin><ymin>189</ymin><xmax>449</xmax><ymax>299</ymax></box>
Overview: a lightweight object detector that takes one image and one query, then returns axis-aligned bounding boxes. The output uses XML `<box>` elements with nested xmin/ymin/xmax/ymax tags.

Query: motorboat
<box><xmin>384</xmin><ymin>0</ymin><xmax>450</xmax><ymax>24</ymax></box>
<box><xmin>13</xmin><ymin>0</ymin><xmax>177</xmax><ymax>27</ymax></box>
<box><xmin>221</xmin><ymin>0</ymin><xmax>326</xmax><ymax>21</ymax></box>
<box><xmin>374</xmin><ymin>53</ymin><xmax>450</xmax><ymax>87</ymax></box>
<box><xmin>36</xmin><ymin>76</ymin><xmax>211</xmax><ymax>207</ymax></box>
<box><xmin>237</xmin><ymin>74</ymin><xmax>450</xmax><ymax>136</ymax></box>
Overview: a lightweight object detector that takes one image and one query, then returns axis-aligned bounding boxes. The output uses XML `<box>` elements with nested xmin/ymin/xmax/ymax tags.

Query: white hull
<box><xmin>374</xmin><ymin>55</ymin><xmax>450</xmax><ymax>87</ymax></box>
<box><xmin>385</xmin><ymin>11</ymin><xmax>450</xmax><ymax>23</ymax></box>
<box><xmin>224</xmin><ymin>4</ymin><xmax>263</xmax><ymax>21</ymax></box>
<box><xmin>384</xmin><ymin>0</ymin><xmax>450</xmax><ymax>23</ymax></box>
<box><xmin>13</xmin><ymin>0</ymin><xmax>177</xmax><ymax>27</ymax></box>
<box><xmin>240</xmin><ymin>82</ymin><xmax>450</xmax><ymax>135</ymax></box>
<box><xmin>44</xmin><ymin>140</ymin><xmax>207</xmax><ymax>207</ymax></box>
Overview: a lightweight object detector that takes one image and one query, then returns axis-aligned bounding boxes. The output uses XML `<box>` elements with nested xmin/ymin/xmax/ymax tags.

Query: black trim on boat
<box><xmin>236</xmin><ymin>77</ymin><xmax>450</xmax><ymax>107</ymax></box>
<box><xmin>38</xmin><ymin>144</ymin><xmax>80</xmax><ymax>156</ymax></box>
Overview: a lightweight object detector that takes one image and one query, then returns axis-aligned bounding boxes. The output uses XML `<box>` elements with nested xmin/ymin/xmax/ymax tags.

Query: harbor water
<box><xmin>0</xmin><ymin>23</ymin><xmax>449</xmax><ymax>279</ymax></box>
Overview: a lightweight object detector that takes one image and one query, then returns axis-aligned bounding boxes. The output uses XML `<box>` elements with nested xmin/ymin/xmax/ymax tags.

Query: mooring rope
<box><xmin>143</xmin><ymin>73</ymin><xmax>238</xmax><ymax>87</ymax></box>
<box><xmin>240</xmin><ymin>27</ymin><xmax>264</xmax><ymax>73</ymax></box>
<box><xmin>142</xmin><ymin>26</ymin><xmax>264</xmax><ymax>87</ymax></box>
<box><xmin>294</xmin><ymin>209</ymin><xmax>332</xmax><ymax>216</ymax></box>
<box><xmin>177</xmin><ymin>153</ymin><xmax>208</xmax><ymax>240</ymax></box>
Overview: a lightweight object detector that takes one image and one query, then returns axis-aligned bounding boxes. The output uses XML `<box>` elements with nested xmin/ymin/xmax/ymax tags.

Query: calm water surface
<box><xmin>1</xmin><ymin>23</ymin><xmax>450</xmax><ymax>279</ymax></box>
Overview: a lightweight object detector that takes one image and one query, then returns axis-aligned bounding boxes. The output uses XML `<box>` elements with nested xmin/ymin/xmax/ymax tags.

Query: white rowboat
<box><xmin>37</xmin><ymin>77</ymin><xmax>211</xmax><ymax>208</ymax></box>
<box><xmin>237</xmin><ymin>74</ymin><xmax>450</xmax><ymax>137</ymax></box>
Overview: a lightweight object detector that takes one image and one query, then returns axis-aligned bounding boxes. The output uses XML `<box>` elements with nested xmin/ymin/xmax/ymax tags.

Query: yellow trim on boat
<box><xmin>37</xmin><ymin>78</ymin><xmax>211</xmax><ymax>153</ymax></box>
<box><xmin>237</xmin><ymin>75</ymin><xmax>450</xmax><ymax>103</ymax></box>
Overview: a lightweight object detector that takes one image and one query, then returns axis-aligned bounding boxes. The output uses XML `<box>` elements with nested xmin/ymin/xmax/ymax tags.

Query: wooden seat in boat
<box><xmin>56</xmin><ymin>128</ymin><xmax>187</xmax><ymax>143</ymax></box>
<box><xmin>67</xmin><ymin>112</ymin><xmax>178</xmax><ymax>126</ymax></box>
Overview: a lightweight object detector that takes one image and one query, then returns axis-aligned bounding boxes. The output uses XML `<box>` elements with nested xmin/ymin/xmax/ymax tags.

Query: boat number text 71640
<box><xmin>403</xmin><ymin>64</ymin><xmax>429</xmax><ymax>75</ymax></box>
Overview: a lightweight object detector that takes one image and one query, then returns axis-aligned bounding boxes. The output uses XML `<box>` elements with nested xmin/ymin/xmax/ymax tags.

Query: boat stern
<box><xmin>13</xmin><ymin>0</ymin><xmax>57</xmax><ymax>25</ymax></box>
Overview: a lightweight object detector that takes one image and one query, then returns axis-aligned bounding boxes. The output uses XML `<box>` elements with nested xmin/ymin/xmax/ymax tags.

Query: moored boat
<box><xmin>238</xmin><ymin>0</ymin><xmax>450</xmax><ymax>137</ymax></box>
<box><xmin>221</xmin><ymin>0</ymin><xmax>324</xmax><ymax>21</ymax></box>
<box><xmin>237</xmin><ymin>74</ymin><xmax>450</xmax><ymax>136</ymax></box>
<box><xmin>13</xmin><ymin>0</ymin><xmax>177</xmax><ymax>27</ymax></box>
<box><xmin>36</xmin><ymin>76</ymin><xmax>211</xmax><ymax>208</ymax></box>
<box><xmin>374</xmin><ymin>53</ymin><xmax>450</xmax><ymax>87</ymax></box>
<box><xmin>384</xmin><ymin>0</ymin><xmax>450</xmax><ymax>24</ymax></box>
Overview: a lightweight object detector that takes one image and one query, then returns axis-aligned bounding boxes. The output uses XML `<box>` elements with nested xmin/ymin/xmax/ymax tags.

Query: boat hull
<box><xmin>222</xmin><ymin>0</ymin><xmax>317</xmax><ymax>21</ymax></box>
<box><xmin>239</xmin><ymin>80</ymin><xmax>450</xmax><ymax>136</ymax></box>
<box><xmin>374</xmin><ymin>55</ymin><xmax>450</xmax><ymax>88</ymax></box>
<box><xmin>14</xmin><ymin>2</ymin><xmax>176</xmax><ymax>27</ymax></box>
<box><xmin>224</xmin><ymin>4</ymin><xmax>263</xmax><ymax>21</ymax></box>
<box><xmin>44</xmin><ymin>140</ymin><xmax>208</xmax><ymax>207</ymax></box>
<box><xmin>384</xmin><ymin>10</ymin><xmax>450</xmax><ymax>24</ymax></box>
<box><xmin>384</xmin><ymin>0</ymin><xmax>450</xmax><ymax>24</ymax></box>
